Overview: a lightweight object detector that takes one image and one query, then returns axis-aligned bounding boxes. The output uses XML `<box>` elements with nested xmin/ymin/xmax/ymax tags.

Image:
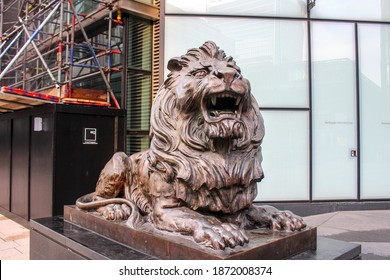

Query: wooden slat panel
<box><xmin>70</xmin><ymin>88</ymin><xmax>107</xmax><ymax>102</ymax></box>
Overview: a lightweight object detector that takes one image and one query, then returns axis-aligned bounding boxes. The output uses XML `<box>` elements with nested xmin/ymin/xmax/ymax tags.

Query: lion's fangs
<box><xmin>206</xmin><ymin>93</ymin><xmax>242</xmax><ymax>120</ymax></box>
<box><xmin>211</xmin><ymin>95</ymin><xmax>216</xmax><ymax>106</ymax></box>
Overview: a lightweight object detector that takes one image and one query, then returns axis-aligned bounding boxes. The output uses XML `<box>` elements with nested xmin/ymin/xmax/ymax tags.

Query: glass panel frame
<box><xmin>165</xmin><ymin>0</ymin><xmax>307</xmax><ymax>18</ymax></box>
<box><xmin>125</xmin><ymin>17</ymin><xmax>153</xmax><ymax>155</ymax></box>
<box><xmin>359</xmin><ymin>23</ymin><xmax>390</xmax><ymax>199</ymax></box>
<box><xmin>256</xmin><ymin>110</ymin><xmax>310</xmax><ymax>201</ymax></box>
<box><xmin>310</xmin><ymin>0</ymin><xmax>390</xmax><ymax>22</ymax></box>
<box><xmin>311</xmin><ymin>21</ymin><xmax>358</xmax><ymax>200</ymax></box>
<box><xmin>165</xmin><ymin>16</ymin><xmax>309</xmax><ymax>108</ymax></box>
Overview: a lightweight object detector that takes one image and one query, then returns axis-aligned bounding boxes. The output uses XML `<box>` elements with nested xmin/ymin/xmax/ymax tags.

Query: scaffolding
<box><xmin>0</xmin><ymin>0</ymin><xmax>125</xmax><ymax>112</ymax></box>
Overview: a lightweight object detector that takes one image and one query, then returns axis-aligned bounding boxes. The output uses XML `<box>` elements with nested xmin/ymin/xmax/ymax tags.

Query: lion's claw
<box><xmin>269</xmin><ymin>210</ymin><xmax>306</xmax><ymax>231</ymax></box>
<box><xmin>194</xmin><ymin>222</ymin><xmax>248</xmax><ymax>250</ymax></box>
<box><xmin>246</xmin><ymin>205</ymin><xmax>306</xmax><ymax>231</ymax></box>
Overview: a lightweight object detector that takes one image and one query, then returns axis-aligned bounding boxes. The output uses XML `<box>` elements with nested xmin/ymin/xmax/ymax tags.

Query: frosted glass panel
<box><xmin>311</xmin><ymin>22</ymin><xmax>357</xmax><ymax>200</ymax></box>
<box><xmin>166</xmin><ymin>0</ymin><xmax>307</xmax><ymax>17</ymax></box>
<box><xmin>359</xmin><ymin>24</ymin><xmax>390</xmax><ymax>199</ymax></box>
<box><xmin>256</xmin><ymin>111</ymin><xmax>309</xmax><ymax>201</ymax></box>
<box><xmin>165</xmin><ymin>17</ymin><xmax>309</xmax><ymax>108</ymax></box>
<box><xmin>311</xmin><ymin>0</ymin><xmax>390</xmax><ymax>21</ymax></box>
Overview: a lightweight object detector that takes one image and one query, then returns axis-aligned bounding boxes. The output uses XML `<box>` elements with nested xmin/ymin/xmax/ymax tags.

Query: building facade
<box><xmin>161</xmin><ymin>0</ymin><xmax>390</xmax><ymax>206</ymax></box>
<box><xmin>1</xmin><ymin>1</ymin><xmax>390</xmax><ymax>218</ymax></box>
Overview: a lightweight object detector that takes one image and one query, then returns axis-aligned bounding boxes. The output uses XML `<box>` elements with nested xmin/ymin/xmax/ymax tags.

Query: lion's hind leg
<box><xmin>95</xmin><ymin>152</ymin><xmax>130</xmax><ymax>199</ymax></box>
<box><xmin>76</xmin><ymin>152</ymin><xmax>138</xmax><ymax>221</ymax></box>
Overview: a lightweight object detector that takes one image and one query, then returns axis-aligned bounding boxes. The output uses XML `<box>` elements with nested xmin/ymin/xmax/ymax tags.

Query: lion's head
<box><xmin>148</xmin><ymin>41</ymin><xmax>264</xmax><ymax>211</ymax></box>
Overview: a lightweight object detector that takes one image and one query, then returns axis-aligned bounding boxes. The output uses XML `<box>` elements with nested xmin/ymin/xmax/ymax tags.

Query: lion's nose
<box><xmin>212</xmin><ymin>68</ymin><xmax>242</xmax><ymax>90</ymax></box>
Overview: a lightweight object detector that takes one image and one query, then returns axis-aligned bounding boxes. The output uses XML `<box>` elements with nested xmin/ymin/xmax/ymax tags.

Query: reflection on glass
<box><xmin>256</xmin><ymin>111</ymin><xmax>309</xmax><ymax>201</ymax></box>
<box><xmin>359</xmin><ymin>24</ymin><xmax>390</xmax><ymax>198</ymax></box>
<box><xmin>165</xmin><ymin>17</ymin><xmax>308</xmax><ymax>108</ymax></box>
<box><xmin>311</xmin><ymin>0</ymin><xmax>390</xmax><ymax>21</ymax></box>
<box><xmin>311</xmin><ymin>22</ymin><xmax>357</xmax><ymax>199</ymax></box>
<box><xmin>128</xmin><ymin>18</ymin><xmax>152</xmax><ymax>71</ymax></box>
<box><xmin>126</xmin><ymin>134</ymin><xmax>150</xmax><ymax>156</ymax></box>
<box><xmin>166</xmin><ymin>0</ymin><xmax>307</xmax><ymax>17</ymax></box>
<box><xmin>127</xmin><ymin>73</ymin><xmax>151</xmax><ymax>131</ymax></box>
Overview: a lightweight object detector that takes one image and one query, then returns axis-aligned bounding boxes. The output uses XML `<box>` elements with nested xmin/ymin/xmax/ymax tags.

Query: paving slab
<box><xmin>0</xmin><ymin>213</ymin><xmax>30</xmax><ymax>260</ymax></box>
<box><xmin>305</xmin><ymin>210</ymin><xmax>390</xmax><ymax>260</ymax></box>
<box><xmin>0</xmin><ymin>247</ymin><xmax>28</xmax><ymax>260</ymax></box>
<box><xmin>358</xmin><ymin>242</ymin><xmax>390</xmax><ymax>258</ymax></box>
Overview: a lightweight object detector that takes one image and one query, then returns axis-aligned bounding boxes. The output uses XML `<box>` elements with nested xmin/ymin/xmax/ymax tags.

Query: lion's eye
<box><xmin>192</xmin><ymin>69</ymin><xmax>208</xmax><ymax>78</ymax></box>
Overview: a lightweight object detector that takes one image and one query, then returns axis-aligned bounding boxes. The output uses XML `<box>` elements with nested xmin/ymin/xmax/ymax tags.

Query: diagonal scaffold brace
<box><xmin>66</xmin><ymin>0</ymin><xmax>120</xmax><ymax>109</ymax></box>
<box><xmin>0</xmin><ymin>0</ymin><xmax>61</xmax><ymax>81</ymax></box>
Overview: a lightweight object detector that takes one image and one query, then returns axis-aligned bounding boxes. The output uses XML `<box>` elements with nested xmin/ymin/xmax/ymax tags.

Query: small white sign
<box><xmin>34</xmin><ymin>117</ymin><xmax>43</xmax><ymax>132</ymax></box>
<box><xmin>83</xmin><ymin>128</ymin><xmax>98</xmax><ymax>144</ymax></box>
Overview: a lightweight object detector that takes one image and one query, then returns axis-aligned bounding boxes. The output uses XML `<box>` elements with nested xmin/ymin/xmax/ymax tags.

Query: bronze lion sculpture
<box><xmin>76</xmin><ymin>41</ymin><xmax>306</xmax><ymax>250</ymax></box>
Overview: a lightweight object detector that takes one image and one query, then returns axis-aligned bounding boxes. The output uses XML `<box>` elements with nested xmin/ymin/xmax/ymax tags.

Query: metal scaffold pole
<box><xmin>18</xmin><ymin>16</ymin><xmax>59</xmax><ymax>88</ymax></box>
<box><xmin>0</xmin><ymin>1</ymin><xmax>61</xmax><ymax>81</ymax></box>
<box><xmin>66</xmin><ymin>0</ymin><xmax>120</xmax><ymax>108</ymax></box>
<box><xmin>0</xmin><ymin>0</ymin><xmax>123</xmax><ymax>109</ymax></box>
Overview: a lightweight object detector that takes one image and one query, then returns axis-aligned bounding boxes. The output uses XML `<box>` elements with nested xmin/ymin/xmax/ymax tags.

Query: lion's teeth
<box><xmin>212</xmin><ymin>110</ymin><xmax>219</xmax><ymax>117</ymax></box>
<box><xmin>235</xmin><ymin>97</ymin><xmax>241</xmax><ymax>106</ymax></box>
<box><xmin>211</xmin><ymin>96</ymin><xmax>217</xmax><ymax>105</ymax></box>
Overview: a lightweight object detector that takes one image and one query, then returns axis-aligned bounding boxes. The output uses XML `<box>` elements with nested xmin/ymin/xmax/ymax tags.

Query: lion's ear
<box><xmin>167</xmin><ymin>57</ymin><xmax>184</xmax><ymax>72</ymax></box>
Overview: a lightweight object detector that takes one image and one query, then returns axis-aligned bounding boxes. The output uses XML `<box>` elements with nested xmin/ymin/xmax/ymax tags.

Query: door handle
<box><xmin>351</xmin><ymin>150</ymin><xmax>358</xmax><ymax>157</ymax></box>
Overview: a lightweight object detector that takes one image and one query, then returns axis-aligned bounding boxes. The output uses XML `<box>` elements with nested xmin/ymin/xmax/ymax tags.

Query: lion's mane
<box><xmin>146</xmin><ymin>42</ymin><xmax>264</xmax><ymax>199</ymax></box>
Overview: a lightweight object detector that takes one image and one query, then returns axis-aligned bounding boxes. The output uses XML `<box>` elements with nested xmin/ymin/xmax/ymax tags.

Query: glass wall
<box><xmin>311</xmin><ymin>22</ymin><xmax>358</xmax><ymax>199</ymax></box>
<box><xmin>164</xmin><ymin>0</ymin><xmax>390</xmax><ymax>202</ymax></box>
<box><xmin>311</xmin><ymin>0</ymin><xmax>390</xmax><ymax>22</ymax></box>
<box><xmin>259</xmin><ymin>111</ymin><xmax>309</xmax><ymax>200</ymax></box>
<box><xmin>164</xmin><ymin>15</ymin><xmax>310</xmax><ymax>201</ymax></box>
<box><xmin>166</xmin><ymin>0</ymin><xmax>307</xmax><ymax>17</ymax></box>
<box><xmin>359</xmin><ymin>24</ymin><xmax>390</xmax><ymax>199</ymax></box>
<box><xmin>165</xmin><ymin>17</ymin><xmax>308</xmax><ymax>108</ymax></box>
<box><xmin>126</xmin><ymin>17</ymin><xmax>153</xmax><ymax>155</ymax></box>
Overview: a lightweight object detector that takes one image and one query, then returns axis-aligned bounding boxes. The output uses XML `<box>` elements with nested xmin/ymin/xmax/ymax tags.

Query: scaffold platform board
<box><xmin>0</xmin><ymin>86</ymin><xmax>110</xmax><ymax>113</ymax></box>
<box><xmin>0</xmin><ymin>86</ymin><xmax>59</xmax><ymax>113</ymax></box>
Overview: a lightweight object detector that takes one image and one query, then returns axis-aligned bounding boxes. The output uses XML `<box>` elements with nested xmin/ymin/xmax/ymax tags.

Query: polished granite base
<box><xmin>30</xmin><ymin>213</ymin><xmax>361</xmax><ymax>260</ymax></box>
<box><xmin>63</xmin><ymin>206</ymin><xmax>317</xmax><ymax>260</ymax></box>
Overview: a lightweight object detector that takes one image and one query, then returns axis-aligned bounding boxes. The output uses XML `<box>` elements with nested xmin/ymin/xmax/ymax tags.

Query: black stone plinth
<box><xmin>30</xmin><ymin>215</ymin><xmax>361</xmax><ymax>260</ymax></box>
<box><xmin>63</xmin><ymin>206</ymin><xmax>317</xmax><ymax>260</ymax></box>
<box><xmin>30</xmin><ymin>216</ymin><xmax>155</xmax><ymax>260</ymax></box>
<box><xmin>290</xmin><ymin>237</ymin><xmax>361</xmax><ymax>260</ymax></box>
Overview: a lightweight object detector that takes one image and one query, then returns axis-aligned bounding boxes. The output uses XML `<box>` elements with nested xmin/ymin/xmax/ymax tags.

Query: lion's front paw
<box><xmin>268</xmin><ymin>210</ymin><xmax>306</xmax><ymax>231</ymax></box>
<box><xmin>247</xmin><ymin>205</ymin><xmax>306</xmax><ymax>231</ymax></box>
<box><xmin>193</xmin><ymin>223</ymin><xmax>249</xmax><ymax>250</ymax></box>
<box><xmin>97</xmin><ymin>203</ymin><xmax>131</xmax><ymax>221</ymax></box>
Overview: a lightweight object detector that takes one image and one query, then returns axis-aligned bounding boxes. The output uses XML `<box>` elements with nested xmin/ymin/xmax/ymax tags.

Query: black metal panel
<box><xmin>11</xmin><ymin>117</ymin><xmax>30</xmax><ymax>220</ymax></box>
<box><xmin>53</xmin><ymin>111</ymin><xmax>120</xmax><ymax>216</ymax></box>
<box><xmin>0</xmin><ymin>104</ymin><xmax>126</xmax><ymax>219</ymax></box>
<box><xmin>30</xmin><ymin>114</ymin><xmax>54</xmax><ymax>219</ymax></box>
<box><xmin>0</xmin><ymin>119</ymin><xmax>12</xmax><ymax>210</ymax></box>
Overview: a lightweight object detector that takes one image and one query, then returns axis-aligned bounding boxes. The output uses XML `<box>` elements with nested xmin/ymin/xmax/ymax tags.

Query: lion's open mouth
<box><xmin>203</xmin><ymin>91</ymin><xmax>243</xmax><ymax>122</ymax></box>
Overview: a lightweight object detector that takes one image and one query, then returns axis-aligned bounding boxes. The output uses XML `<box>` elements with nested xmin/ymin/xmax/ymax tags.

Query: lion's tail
<box><xmin>75</xmin><ymin>192</ymin><xmax>144</xmax><ymax>228</ymax></box>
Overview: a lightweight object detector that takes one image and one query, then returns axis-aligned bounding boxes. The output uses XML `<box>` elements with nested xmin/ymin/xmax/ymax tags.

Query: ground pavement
<box><xmin>0</xmin><ymin>209</ymin><xmax>389</xmax><ymax>260</ymax></box>
<box><xmin>304</xmin><ymin>210</ymin><xmax>390</xmax><ymax>260</ymax></box>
